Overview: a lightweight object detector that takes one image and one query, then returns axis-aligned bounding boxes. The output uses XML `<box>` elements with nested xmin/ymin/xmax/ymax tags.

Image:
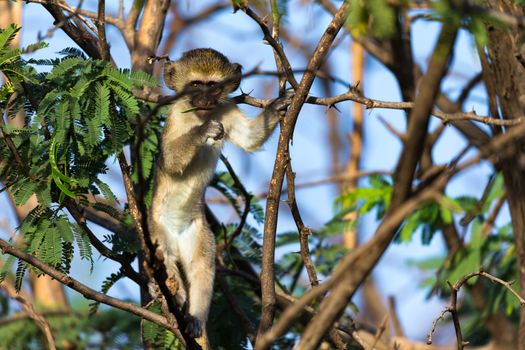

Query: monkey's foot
<box><xmin>185</xmin><ymin>314</ymin><xmax>203</xmax><ymax>338</ymax></box>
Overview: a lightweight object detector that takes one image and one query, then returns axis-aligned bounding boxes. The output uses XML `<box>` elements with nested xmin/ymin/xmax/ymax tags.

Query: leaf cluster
<box><xmin>0</xmin><ymin>25</ymin><xmax>162</xmax><ymax>348</ymax></box>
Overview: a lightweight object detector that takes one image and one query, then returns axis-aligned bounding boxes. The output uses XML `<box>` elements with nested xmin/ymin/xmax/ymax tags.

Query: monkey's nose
<box><xmin>191</xmin><ymin>97</ymin><xmax>218</xmax><ymax>110</ymax></box>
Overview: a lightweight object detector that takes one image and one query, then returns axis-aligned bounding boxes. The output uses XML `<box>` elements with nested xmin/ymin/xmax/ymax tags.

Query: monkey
<box><xmin>148</xmin><ymin>48</ymin><xmax>290</xmax><ymax>348</ymax></box>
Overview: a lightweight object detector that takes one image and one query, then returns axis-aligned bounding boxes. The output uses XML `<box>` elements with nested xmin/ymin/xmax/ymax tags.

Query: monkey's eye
<box><xmin>189</xmin><ymin>80</ymin><xmax>203</xmax><ymax>88</ymax></box>
<box><xmin>206</xmin><ymin>81</ymin><xmax>217</xmax><ymax>87</ymax></box>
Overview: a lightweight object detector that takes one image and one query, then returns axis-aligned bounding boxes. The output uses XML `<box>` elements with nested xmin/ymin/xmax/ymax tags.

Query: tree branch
<box><xmin>65</xmin><ymin>202</ymin><xmax>145</xmax><ymax>285</ymax></box>
<box><xmin>254</xmin><ymin>2</ymin><xmax>350</xmax><ymax>345</ymax></box>
<box><xmin>0</xmin><ymin>237</ymin><xmax>184</xmax><ymax>338</ymax></box>
<box><xmin>427</xmin><ymin>269</ymin><xmax>525</xmax><ymax>349</ymax></box>
<box><xmin>40</xmin><ymin>1</ymin><xmax>103</xmax><ymax>59</ymax></box>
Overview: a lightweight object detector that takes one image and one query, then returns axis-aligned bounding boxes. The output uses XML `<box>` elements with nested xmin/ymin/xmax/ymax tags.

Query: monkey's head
<box><xmin>164</xmin><ymin>48</ymin><xmax>242</xmax><ymax>112</ymax></box>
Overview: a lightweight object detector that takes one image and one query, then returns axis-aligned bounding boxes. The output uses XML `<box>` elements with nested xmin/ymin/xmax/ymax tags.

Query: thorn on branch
<box><xmin>326</xmin><ymin>103</ymin><xmax>341</xmax><ymax>113</ymax></box>
<box><xmin>240</xmin><ymin>87</ymin><xmax>254</xmax><ymax>97</ymax></box>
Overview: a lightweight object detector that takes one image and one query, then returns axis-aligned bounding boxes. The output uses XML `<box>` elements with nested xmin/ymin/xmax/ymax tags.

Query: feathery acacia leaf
<box><xmin>0</xmin><ymin>24</ymin><xmax>20</xmax><ymax>52</ymax></box>
<box><xmin>72</xmin><ymin>224</ymin><xmax>93</xmax><ymax>267</ymax></box>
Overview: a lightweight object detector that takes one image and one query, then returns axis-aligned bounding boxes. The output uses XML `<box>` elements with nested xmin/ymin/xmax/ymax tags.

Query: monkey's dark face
<box><xmin>164</xmin><ymin>49</ymin><xmax>243</xmax><ymax>115</ymax></box>
<box><xmin>186</xmin><ymin>80</ymin><xmax>224</xmax><ymax>112</ymax></box>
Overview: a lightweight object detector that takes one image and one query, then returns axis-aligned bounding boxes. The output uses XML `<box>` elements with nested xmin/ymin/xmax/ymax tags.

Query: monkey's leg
<box><xmin>180</xmin><ymin>219</ymin><xmax>216</xmax><ymax>346</ymax></box>
<box><xmin>149</xmin><ymin>218</ymin><xmax>188</xmax><ymax>306</ymax></box>
<box><xmin>165</xmin><ymin>256</ymin><xmax>188</xmax><ymax>307</ymax></box>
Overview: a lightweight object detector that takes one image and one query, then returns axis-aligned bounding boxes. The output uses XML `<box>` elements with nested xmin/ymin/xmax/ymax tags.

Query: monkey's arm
<box><xmin>161</xmin><ymin>120</ymin><xmax>224</xmax><ymax>175</ymax></box>
<box><xmin>224</xmin><ymin>98</ymin><xmax>288</xmax><ymax>152</ymax></box>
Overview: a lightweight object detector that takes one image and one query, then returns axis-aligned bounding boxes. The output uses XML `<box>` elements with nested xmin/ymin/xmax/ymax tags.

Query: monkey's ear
<box><xmin>164</xmin><ymin>61</ymin><xmax>179</xmax><ymax>91</ymax></box>
<box><xmin>228</xmin><ymin>63</ymin><xmax>243</xmax><ymax>92</ymax></box>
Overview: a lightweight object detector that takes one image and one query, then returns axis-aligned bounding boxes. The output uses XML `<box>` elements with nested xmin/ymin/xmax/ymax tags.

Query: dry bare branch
<box><xmin>0</xmin><ymin>282</ymin><xmax>57</xmax><ymax>350</ymax></box>
<box><xmin>427</xmin><ymin>269</ymin><xmax>525</xmax><ymax>349</ymax></box>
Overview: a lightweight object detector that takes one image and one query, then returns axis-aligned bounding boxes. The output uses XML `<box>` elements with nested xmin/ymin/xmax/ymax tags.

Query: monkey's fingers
<box><xmin>269</xmin><ymin>89</ymin><xmax>294</xmax><ymax>111</ymax></box>
<box><xmin>213</xmin><ymin>126</ymin><xmax>225</xmax><ymax>140</ymax></box>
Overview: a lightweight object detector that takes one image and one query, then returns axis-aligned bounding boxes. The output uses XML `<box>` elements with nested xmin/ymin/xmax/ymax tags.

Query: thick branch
<box><xmin>131</xmin><ymin>0</ymin><xmax>170</xmax><ymax>73</ymax></box>
<box><xmin>0</xmin><ymin>238</ymin><xmax>183</xmax><ymax>337</ymax></box>
<box><xmin>40</xmin><ymin>2</ymin><xmax>102</xmax><ymax>59</ymax></box>
<box><xmin>254</xmin><ymin>2</ymin><xmax>350</xmax><ymax>345</ymax></box>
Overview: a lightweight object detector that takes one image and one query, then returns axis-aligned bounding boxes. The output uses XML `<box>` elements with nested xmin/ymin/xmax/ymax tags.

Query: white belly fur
<box><xmin>159</xmin><ymin>210</ymin><xmax>199</xmax><ymax>265</ymax></box>
<box><xmin>154</xmin><ymin>144</ymin><xmax>221</xmax><ymax>265</ymax></box>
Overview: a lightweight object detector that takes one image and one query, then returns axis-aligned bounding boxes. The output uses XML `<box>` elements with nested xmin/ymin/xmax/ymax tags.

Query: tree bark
<box><xmin>482</xmin><ymin>2</ymin><xmax>525</xmax><ymax>348</ymax></box>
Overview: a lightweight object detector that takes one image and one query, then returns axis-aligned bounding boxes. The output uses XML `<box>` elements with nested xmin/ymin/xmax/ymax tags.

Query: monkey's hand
<box><xmin>200</xmin><ymin>120</ymin><xmax>224</xmax><ymax>145</ymax></box>
<box><xmin>184</xmin><ymin>314</ymin><xmax>203</xmax><ymax>338</ymax></box>
<box><xmin>268</xmin><ymin>90</ymin><xmax>294</xmax><ymax>111</ymax></box>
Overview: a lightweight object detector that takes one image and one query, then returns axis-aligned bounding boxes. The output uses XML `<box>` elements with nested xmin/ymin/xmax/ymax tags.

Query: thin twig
<box><xmin>285</xmin><ymin>164</ymin><xmax>318</xmax><ymax>287</ymax></box>
<box><xmin>116</xmin><ymin>153</ymin><xmax>200</xmax><ymax>350</ymax></box>
<box><xmin>233</xmin><ymin>90</ymin><xmax>523</xmax><ymax>126</ymax></box>
<box><xmin>427</xmin><ymin>307</ymin><xmax>451</xmax><ymax>345</ymax></box>
<box><xmin>0</xmin><ymin>282</ymin><xmax>57</xmax><ymax>350</ymax></box>
<box><xmin>387</xmin><ymin>296</ymin><xmax>405</xmax><ymax>337</ymax></box>
<box><xmin>217</xmin><ymin>275</ymin><xmax>256</xmax><ymax>346</ymax></box>
<box><xmin>371</xmin><ymin>314</ymin><xmax>388</xmax><ymax>350</ymax></box>
<box><xmin>216</xmin><ymin>155</ymin><xmax>253</xmax><ymax>253</ymax></box>
<box><xmin>28</xmin><ymin>0</ymin><xmax>101</xmax><ymax>34</ymax></box>
<box><xmin>65</xmin><ymin>202</ymin><xmax>145</xmax><ymax>285</ymax></box>
<box><xmin>427</xmin><ymin>268</ymin><xmax>525</xmax><ymax>349</ymax></box>
<box><xmin>481</xmin><ymin>193</ymin><xmax>507</xmax><ymax>236</ymax></box>
<box><xmin>0</xmin><ymin>309</ymin><xmax>77</xmax><ymax>327</ymax></box>
<box><xmin>241</xmin><ymin>6</ymin><xmax>299</xmax><ymax>90</ymax></box>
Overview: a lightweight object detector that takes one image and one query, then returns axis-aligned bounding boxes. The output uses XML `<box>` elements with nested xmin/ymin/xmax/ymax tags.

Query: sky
<box><xmin>0</xmin><ymin>0</ymin><xmax>502</xmax><ymax>345</ymax></box>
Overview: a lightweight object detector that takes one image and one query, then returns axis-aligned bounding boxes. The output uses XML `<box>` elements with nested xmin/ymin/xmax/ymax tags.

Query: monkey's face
<box><xmin>186</xmin><ymin>80</ymin><xmax>224</xmax><ymax>112</ymax></box>
<box><xmin>164</xmin><ymin>49</ymin><xmax>243</xmax><ymax>116</ymax></box>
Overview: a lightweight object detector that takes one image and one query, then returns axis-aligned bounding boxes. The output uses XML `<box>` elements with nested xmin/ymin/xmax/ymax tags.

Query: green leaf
<box><xmin>49</xmin><ymin>137</ymin><xmax>76</xmax><ymax>199</ymax></box>
<box><xmin>29</xmin><ymin>220</ymin><xmax>49</xmax><ymax>254</ymax></box>
<box><xmin>72</xmin><ymin>224</ymin><xmax>93</xmax><ymax>267</ymax></box>
<box><xmin>94</xmin><ymin>82</ymin><xmax>110</xmax><ymax>124</ymax></box>
<box><xmin>505</xmin><ymin>283</ymin><xmax>521</xmax><ymax>315</ymax></box>
<box><xmin>35</xmin><ymin>182</ymin><xmax>52</xmax><ymax>207</ymax></box>
<box><xmin>0</xmin><ymin>255</ymin><xmax>16</xmax><ymax>283</ymax></box>
<box><xmin>14</xmin><ymin>260</ymin><xmax>27</xmax><ymax>292</ymax></box>
<box><xmin>369</xmin><ymin>0</ymin><xmax>396</xmax><ymax>38</ymax></box>
<box><xmin>89</xmin><ymin>269</ymin><xmax>124</xmax><ymax>315</ymax></box>
<box><xmin>95</xmin><ymin>179</ymin><xmax>119</xmax><ymax>204</ymax></box>
<box><xmin>128</xmin><ymin>69</ymin><xmax>158</xmax><ymax>87</ymax></box>
<box><xmin>0</xmin><ymin>48</ymin><xmax>21</xmax><ymax>68</ymax></box>
<box><xmin>85</xmin><ymin>112</ymin><xmax>103</xmax><ymax>147</ymax></box>
<box><xmin>0</xmin><ymin>24</ymin><xmax>20</xmax><ymax>52</ymax></box>
<box><xmin>470</xmin><ymin>219</ymin><xmax>484</xmax><ymax>250</ymax></box>
<box><xmin>103</xmin><ymin>66</ymin><xmax>133</xmax><ymax>90</ymax></box>
<box><xmin>46</xmin><ymin>57</ymin><xmax>84</xmax><ymax>81</ymax></box>
<box><xmin>108</xmin><ymin>83</ymin><xmax>139</xmax><ymax>116</ymax></box>
<box><xmin>57</xmin><ymin>47</ymin><xmax>87</xmax><ymax>59</ymax></box>
<box><xmin>448</xmin><ymin>250</ymin><xmax>480</xmax><ymax>286</ymax></box>
<box><xmin>11</xmin><ymin>180</ymin><xmax>37</xmax><ymax>207</ymax></box>
<box><xmin>42</xmin><ymin>226</ymin><xmax>62</xmax><ymax>267</ymax></box>
<box><xmin>56</xmin><ymin>216</ymin><xmax>74</xmax><ymax>243</ymax></box>
<box><xmin>400</xmin><ymin>212</ymin><xmax>419</xmax><ymax>242</ymax></box>
<box><xmin>21</xmin><ymin>41</ymin><xmax>48</xmax><ymax>55</ymax></box>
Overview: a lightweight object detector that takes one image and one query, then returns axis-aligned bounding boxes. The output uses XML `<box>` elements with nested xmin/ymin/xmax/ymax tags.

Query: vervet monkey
<box><xmin>148</xmin><ymin>48</ymin><xmax>290</xmax><ymax>348</ymax></box>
